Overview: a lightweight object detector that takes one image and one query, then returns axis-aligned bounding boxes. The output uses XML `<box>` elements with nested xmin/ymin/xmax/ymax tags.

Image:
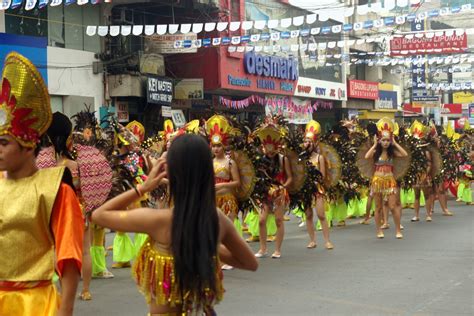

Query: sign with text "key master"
<box><xmin>147</xmin><ymin>76</ymin><xmax>173</xmax><ymax>105</ymax></box>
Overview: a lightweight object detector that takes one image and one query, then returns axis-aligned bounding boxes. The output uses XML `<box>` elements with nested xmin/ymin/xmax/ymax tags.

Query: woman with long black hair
<box><xmin>364</xmin><ymin>118</ymin><xmax>408</xmax><ymax>239</ymax></box>
<box><xmin>39</xmin><ymin>112</ymin><xmax>94</xmax><ymax>301</ymax></box>
<box><xmin>92</xmin><ymin>134</ymin><xmax>258</xmax><ymax>315</ymax></box>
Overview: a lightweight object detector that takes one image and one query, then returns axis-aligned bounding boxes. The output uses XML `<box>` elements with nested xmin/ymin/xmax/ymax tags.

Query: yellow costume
<box><xmin>370</xmin><ymin>118</ymin><xmax>398</xmax><ymax>198</ymax></box>
<box><xmin>0</xmin><ymin>52</ymin><xmax>84</xmax><ymax>315</ymax></box>
<box><xmin>206</xmin><ymin>115</ymin><xmax>240</xmax><ymax>216</ymax></box>
<box><xmin>133</xmin><ymin>238</ymin><xmax>224</xmax><ymax>314</ymax></box>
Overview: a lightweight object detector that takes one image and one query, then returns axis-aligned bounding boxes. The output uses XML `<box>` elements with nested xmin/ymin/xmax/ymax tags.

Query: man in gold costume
<box><xmin>0</xmin><ymin>52</ymin><xmax>84</xmax><ymax>315</ymax></box>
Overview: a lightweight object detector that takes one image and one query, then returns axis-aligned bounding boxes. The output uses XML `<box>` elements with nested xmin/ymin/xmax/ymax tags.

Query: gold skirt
<box><xmin>0</xmin><ymin>283</ymin><xmax>60</xmax><ymax>316</ymax></box>
<box><xmin>371</xmin><ymin>175</ymin><xmax>397</xmax><ymax>197</ymax></box>
<box><xmin>216</xmin><ymin>193</ymin><xmax>238</xmax><ymax>216</ymax></box>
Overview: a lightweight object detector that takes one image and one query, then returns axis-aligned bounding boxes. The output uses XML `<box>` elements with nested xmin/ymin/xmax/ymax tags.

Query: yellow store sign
<box><xmin>453</xmin><ymin>91</ymin><xmax>474</xmax><ymax>104</ymax></box>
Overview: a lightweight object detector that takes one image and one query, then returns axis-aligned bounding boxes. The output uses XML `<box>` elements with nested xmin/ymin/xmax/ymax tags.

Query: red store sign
<box><xmin>348</xmin><ymin>80</ymin><xmax>379</xmax><ymax>100</ymax></box>
<box><xmin>390</xmin><ymin>33</ymin><xmax>467</xmax><ymax>56</ymax></box>
<box><xmin>441</xmin><ymin>103</ymin><xmax>462</xmax><ymax>115</ymax></box>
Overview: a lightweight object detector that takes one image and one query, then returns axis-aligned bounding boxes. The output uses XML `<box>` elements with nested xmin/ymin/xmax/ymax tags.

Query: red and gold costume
<box><xmin>0</xmin><ymin>52</ymin><xmax>84</xmax><ymax>315</ymax></box>
<box><xmin>410</xmin><ymin>120</ymin><xmax>433</xmax><ymax>188</ymax></box>
<box><xmin>254</xmin><ymin>122</ymin><xmax>290</xmax><ymax>209</ymax></box>
<box><xmin>206</xmin><ymin>115</ymin><xmax>239</xmax><ymax>216</ymax></box>
<box><xmin>305</xmin><ymin>120</ymin><xmax>326</xmax><ymax>199</ymax></box>
<box><xmin>370</xmin><ymin>118</ymin><xmax>398</xmax><ymax>197</ymax></box>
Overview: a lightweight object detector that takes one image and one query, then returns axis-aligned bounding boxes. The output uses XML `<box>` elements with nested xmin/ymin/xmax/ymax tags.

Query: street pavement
<box><xmin>75</xmin><ymin>202</ymin><xmax>473</xmax><ymax>316</ymax></box>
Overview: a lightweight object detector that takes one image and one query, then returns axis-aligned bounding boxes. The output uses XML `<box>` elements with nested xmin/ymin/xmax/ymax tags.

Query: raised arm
<box><xmin>365</xmin><ymin>136</ymin><xmax>378</xmax><ymax>159</ymax></box>
<box><xmin>392</xmin><ymin>137</ymin><xmax>408</xmax><ymax>158</ymax></box>
<box><xmin>218</xmin><ymin>212</ymin><xmax>258</xmax><ymax>271</ymax></box>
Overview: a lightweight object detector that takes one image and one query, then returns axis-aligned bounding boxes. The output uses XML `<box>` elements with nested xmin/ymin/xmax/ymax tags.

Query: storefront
<box><xmin>166</xmin><ymin>46</ymin><xmax>345</xmax><ymax>126</ymax></box>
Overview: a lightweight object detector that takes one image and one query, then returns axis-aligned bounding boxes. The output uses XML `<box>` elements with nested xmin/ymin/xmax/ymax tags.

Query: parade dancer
<box><xmin>92</xmin><ymin>134</ymin><xmax>258</xmax><ymax>315</ymax></box>
<box><xmin>71</xmin><ymin>108</ymin><xmax>114</xmax><ymax>279</ymax></box>
<box><xmin>0</xmin><ymin>52</ymin><xmax>84</xmax><ymax>315</ymax></box>
<box><xmin>38</xmin><ymin>112</ymin><xmax>94</xmax><ymax>301</ymax></box>
<box><xmin>206</xmin><ymin>115</ymin><xmax>242</xmax><ymax>270</ymax></box>
<box><xmin>410</xmin><ymin>121</ymin><xmax>434</xmax><ymax>222</ymax></box>
<box><xmin>253</xmin><ymin>120</ymin><xmax>293</xmax><ymax>258</ymax></box>
<box><xmin>302</xmin><ymin>120</ymin><xmax>334</xmax><ymax>250</ymax></box>
<box><xmin>363</xmin><ymin>118</ymin><xmax>407</xmax><ymax>239</ymax></box>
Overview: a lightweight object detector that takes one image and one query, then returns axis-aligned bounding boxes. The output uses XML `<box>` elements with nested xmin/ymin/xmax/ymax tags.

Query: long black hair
<box><xmin>166</xmin><ymin>134</ymin><xmax>219</xmax><ymax>305</ymax></box>
<box><xmin>47</xmin><ymin>112</ymin><xmax>74</xmax><ymax>160</ymax></box>
<box><xmin>374</xmin><ymin>142</ymin><xmax>395</xmax><ymax>162</ymax></box>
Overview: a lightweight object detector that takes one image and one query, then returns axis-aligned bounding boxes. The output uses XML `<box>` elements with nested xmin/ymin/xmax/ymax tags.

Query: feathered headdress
<box><xmin>254</xmin><ymin>123</ymin><xmax>284</xmax><ymax>153</ymax></box>
<box><xmin>0</xmin><ymin>52</ymin><xmax>51</xmax><ymax>147</ymax></box>
<box><xmin>206</xmin><ymin>115</ymin><xmax>231</xmax><ymax>145</ymax></box>
<box><xmin>409</xmin><ymin>120</ymin><xmax>429</xmax><ymax>139</ymax></box>
<box><xmin>304</xmin><ymin>120</ymin><xmax>321</xmax><ymax>142</ymax></box>
<box><xmin>126</xmin><ymin>120</ymin><xmax>145</xmax><ymax>144</ymax></box>
<box><xmin>376</xmin><ymin>117</ymin><xmax>394</xmax><ymax>139</ymax></box>
<box><xmin>161</xmin><ymin>119</ymin><xmax>174</xmax><ymax>141</ymax></box>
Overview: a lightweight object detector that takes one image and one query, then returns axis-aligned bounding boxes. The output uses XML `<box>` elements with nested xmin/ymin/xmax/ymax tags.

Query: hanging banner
<box><xmin>147</xmin><ymin>76</ymin><xmax>173</xmax><ymax>105</ymax></box>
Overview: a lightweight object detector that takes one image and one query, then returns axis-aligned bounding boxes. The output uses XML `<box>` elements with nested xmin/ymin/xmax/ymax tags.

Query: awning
<box><xmin>358</xmin><ymin>109</ymin><xmax>398</xmax><ymax>120</ymax></box>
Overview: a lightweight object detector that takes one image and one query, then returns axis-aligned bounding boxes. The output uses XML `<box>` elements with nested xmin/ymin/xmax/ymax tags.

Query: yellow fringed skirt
<box><xmin>133</xmin><ymin>238</ymin><xmax>224</xmax><ymax>313</ymax></box>
<box><xmin>216</xmin><ymin>193</ymin><xmax>238</xmax><ymax>216</ymax></box>
<box><xmin>0</xmin><ymin>283</ymin><xmax>60</xmax><ymax>316</ymax></box>
<box><xmin>371</xmin><ymin>175</ymin><xmax>397</xmax><ymax>197</ymax></box>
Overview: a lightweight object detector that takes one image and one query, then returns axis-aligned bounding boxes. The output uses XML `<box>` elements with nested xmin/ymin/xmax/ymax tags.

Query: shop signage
<box><xmin>116</xmin><ymin>102</ymin><xmax>129</xmax><ymax>123</ymax></box>
<box><xmin>147</xmin><ymin>76</ymin><xmax>173</xmax><ymax>105</ymax></box>
<box><xmin>171</xmin><ymin>109</ymin><xmax>186</xmax><ymax>127</ymax></box>
<box><xmin>403</xmin><ymin>103</ymin><xmax>422</xmax><ymax>114</ymax></box>
<box><xmin>412</xmin><ymin>96</ymin><xmax>440</xmax><ymax>102</ymax></box>
<box><xmin>376</xmin><ymin>90</ymin><xmax>398</xmax><ymax>110</ymax></box>
<box><xmin>453</xmin><ymin>91</ymin><xmax>474</xmax><ymax>104</ymax></box>
<box><xmin>228</xmin><ymin>75</ymin><xmax>251</xmax><ymax>87</ymax></box>
<box><xmin>412</xmin><ymin>101</ymin><xmax>439</xmax><ymax>108</ymax></box>
<box><xmin>470</xmin><ymin>104</ymin><xmax>474</xmax><ymax>118</ymax></box>
<box><xmin>145</xmin><ymin>34</ymin><xmax>197</xmax><ymax>54</ymax></box>
<box><xmin>390</xmin><ymin>33</ymin><xmax>467</xmax><ymax>56</ymax></box>
<box><xmin>174</xmin><ymin>79</ymin><xmax>203</xmax><ymax>100</ymax></box>
<box><xmin>440</xmin><ymin>103</ymin><xmax>462</xmax><ymax>115</ymax></box>
<box><xmin>161</xmin><ymin>106</ymin><xmax>172</xmax><ymax>117</ymax></box>
<box><xmin>293</xmin><ymin>77</ymin><xmax>347</xmax><ymax>101</ymax></box>
<box><xmin>244</xmin><ymin>51</ymin><xmax>299</xmax><ymax>81</ymax></box>
<box><xmin>348</xmin><ymin>80</ymin><xmax>379</xmax><ymax>100</ymax></box>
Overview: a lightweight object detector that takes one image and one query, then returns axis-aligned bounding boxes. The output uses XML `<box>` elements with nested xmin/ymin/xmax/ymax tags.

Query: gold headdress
<box><xmin>254</xmin><ymin>124</ymin><xmax>284</xmax><ymax>153</ymax></box>
<box><xmin>162</xmin><ymin>119</ymin><xmax>175</xmax><ymax>141</ymax></box>
<box><xmin>393</xmin><ymin>122</ymin><xmax>400</xmax><ymax>136</ymax></box>
<box><xmin>0</xmin><ymin>52</ymin><xmax>51</xmax><ymax>147</ymax></box>
<box><xmin>206</xmin><ymin>115</ymin><xmax>231</xmax><ymax>145</ymax></box>
<box><xmin>126</xmin><ymin>120</ymin><xmax>145</xmax><ymax>144</ymax></box>
<box><xmin>304</xmin><ymin>120</ymin><xmax>321</xmax><ymax>142</ymax></box>
<box><xmin>376</xmin><ymin>117</ymin><xmax>394</xmax><ymax>139</ymax></box>
<box><xmin>409</xmin><ymin>120</ymin><xmax>429</xmax><ymax>139</ymax></box>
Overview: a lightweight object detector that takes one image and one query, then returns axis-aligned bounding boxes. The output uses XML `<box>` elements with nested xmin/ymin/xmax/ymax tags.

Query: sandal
<box><xmin>79</xmin><ymin>291</ymin><xmax>92</xmax><ymax>301</ymax></box>
<box><xmin>306</xmin><ymin>241</ymin><xmax>317</xmax><ymax>249</ymax></box>
<box><xmin>381</xmin><ymin>223</ymin><xmax>390</xmax><ymax>230</ymax></box>
<box><xmin>92</xmin><ymin>270</ymin><xmax>114</xmax><ymax>279</ymax></box>
<box><xmin>271</xmin><ymin>252</ymin><xmax>281</xmax><ymax>259</ymax></box>
<box><xmin>325</xmin><ymin>242</ymin><xmax>334</xmax><ymax>250</ymax></box>
<box><xmin>411</xmin><ymin>217</ymin><xmax>420</xmax><ymax>222</ymax></box>
<box><xmin>377</xmin><ymin>231</ymin><xmax>385</xmax><ymax>239</ymax></box>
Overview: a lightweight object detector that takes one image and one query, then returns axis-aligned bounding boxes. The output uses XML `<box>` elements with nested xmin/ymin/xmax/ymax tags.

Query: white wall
<box><xmin>0</xmin><ymin>10</ymin><xmax>5</xmax><ymax>33</ymax></box>
<box><xmin>47</xmin><ymin>46</ymin><xmax>103</xmax><ymax>115</ymax></box>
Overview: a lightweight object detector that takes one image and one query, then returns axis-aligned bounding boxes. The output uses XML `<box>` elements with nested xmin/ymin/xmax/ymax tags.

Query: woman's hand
<box><xmin>140</xmin><ymin>157</ymin><xmax>167</xmax><ymax>194</ymax></box>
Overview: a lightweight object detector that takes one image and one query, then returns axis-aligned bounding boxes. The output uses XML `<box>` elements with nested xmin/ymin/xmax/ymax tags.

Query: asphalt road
<box><xmin>75</xmin><ymin>201</ymin><xmax>473</xmax><ymax>316</ymax></box>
